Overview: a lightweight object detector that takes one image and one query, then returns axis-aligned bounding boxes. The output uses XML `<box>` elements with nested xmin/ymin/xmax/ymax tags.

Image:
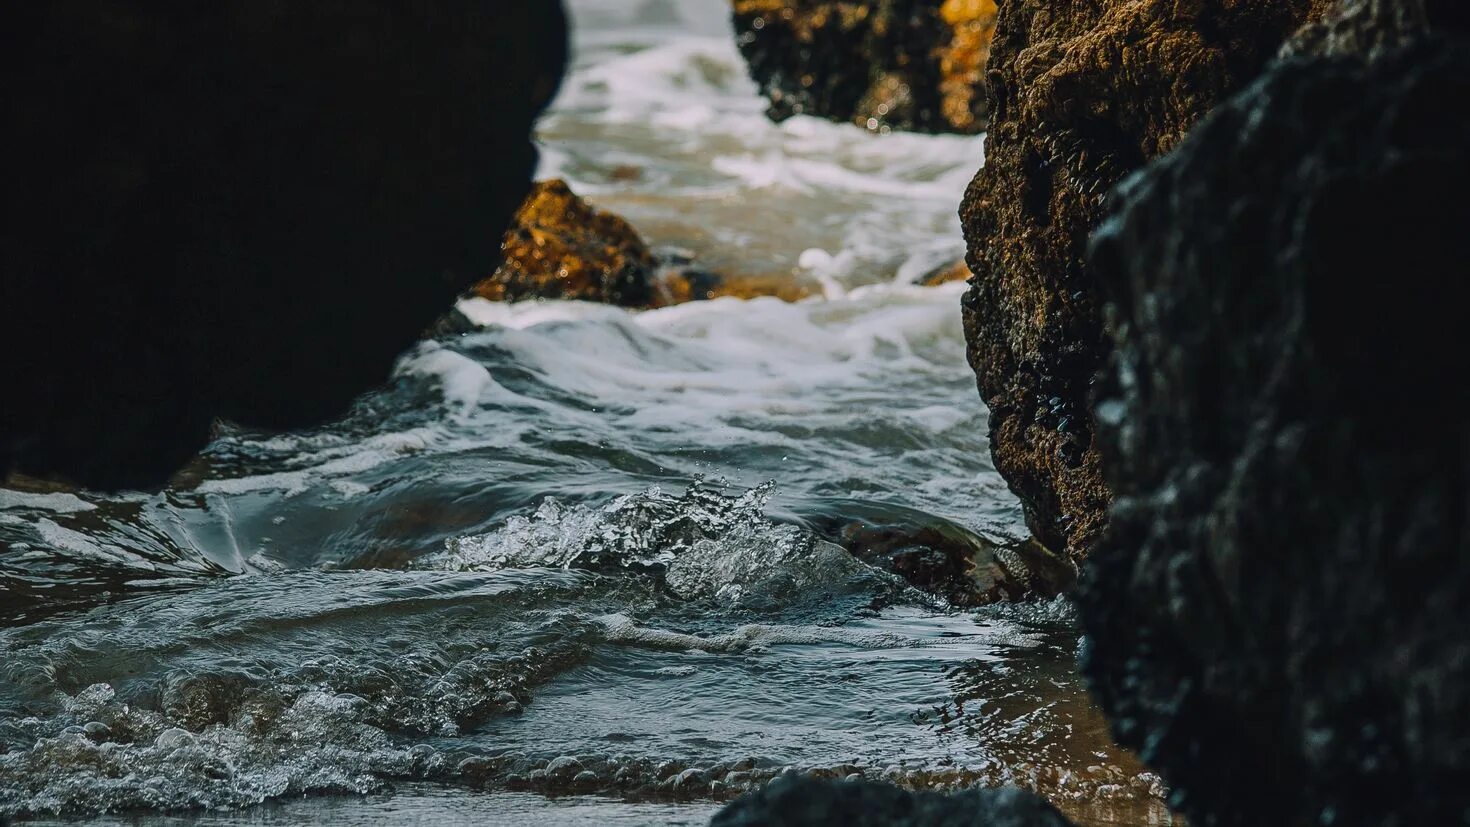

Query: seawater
<box><xmin>0</xmin><ymin>1</ymin><xmax>1173</xmax><ymax>824</ymax></box>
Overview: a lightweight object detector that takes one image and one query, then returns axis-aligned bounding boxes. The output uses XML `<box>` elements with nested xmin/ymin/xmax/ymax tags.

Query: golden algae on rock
<box><xmin>472</xmin><ymin>180</ymin><xmax>819</xmax><ymax>308</ymax></box>
<box><xmin>731</xmin><ymin>0</ymin><xmax>997</xmax><ymax>134</ymax></box>
<box><xmin>472</xmin><ymin>179</ymin><xmax>661</xmax><ymax>307</ymax></box>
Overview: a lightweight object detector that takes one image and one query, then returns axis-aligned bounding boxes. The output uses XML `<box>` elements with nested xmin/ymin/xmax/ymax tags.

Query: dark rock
<box><xmin>710</xmin><ymin>775</ymin><xmax>1073</xmax><ymax>826</ymax></box>
<box><xmin>0</xmin><ymin>2</ymin><xmax>567</xmax><ymax>490</ymax></box>
<box><xmin>1082</xmin><ymin>20</ymin><xmax>1470</xmax><ymax>827</ymax></box>
<box><xmin>1285</xmin><ymin>0</ymin><xmax>1444</xmax><ymax>59</ymax></box>
<box><xmin>730</xmin><ymin>0</ymin><xmax>998</xmax><ymax>134</ymax></box>
<box><xmin>422</xmin><ymin>308</ymin><xmax>480</xmax><ymax>340</ymax></box>
<box><xmin>958</xmin><ymin>0</ymin><xmax>1333</xmax><ymax>562</ymax></box>
<box><xmin>838</xmin><ymin>520</ymin><xmax>1078</xmax><ymax>605</ymax></box>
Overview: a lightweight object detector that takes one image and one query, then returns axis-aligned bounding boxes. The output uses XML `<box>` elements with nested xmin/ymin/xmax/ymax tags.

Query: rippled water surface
<box><xmin>1</xmin><ymin>1</ymin><xmax>1173</xmax><ymax>824</ymax></box>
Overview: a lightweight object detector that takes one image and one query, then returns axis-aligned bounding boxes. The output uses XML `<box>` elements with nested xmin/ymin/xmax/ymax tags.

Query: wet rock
<box><xmin>839</xmin><ymin>521</ymin><xmax>1024</xmax><ymax>605</ymax></box>
<box><xmin>1082</xmin><ymin>16</ymin><xmax>1470</xmax><ymax>827</ymax></box>
<box><xmin>730</xmin><ymin>0</ymin><xmax>998</xmax><ymax>134</ymax></box>
<box><xmin>471</xmin><ymin>179</ymin><xmax>660</xmax><ymax>307</ymax></box>
<box><xmin>471</xmin><ymin>180</ymin><xmax>818</xmax><ymax>308</ymax></box>
<box><xmin>1285</xmin><ymin>0</ymin><xmax>1451</xmax><ymax>59</ymax></box>
<box><xmin>958</xmin><ymin>0</ymin><xmax>1332</xmax><ymax>562</ymax></box>
<box><xmin>0</xmin><ymin>2</ymin><xmax>568</xmax><ymax>490</ymax></box>
<box><xmin>658</xmin><ymin>269</ymin><xmax>820</xmax><ymax>305</ymax></box>
<box><xmin>161</xmin><ymin>673</ymin><xmax>249</xmax><ymax>731</ymax></box>
<box><xmin>918</xmin><ymin>259</ymin><xmax>972</xmax><ymax>287</ymax></box>
<box><xmin>422</xmin><ymin>308</ymin><xmax>480</xmax><ymax>340</ymax></box>
<box><xmin>545</xmin><ymin>755</ymin><xmax>584</xmax><ymax>779</ymax></box>
<box><xmin>711</xmin><ymin>775</ymin><xmax>1073</xmax><ymax>826</ymax></box>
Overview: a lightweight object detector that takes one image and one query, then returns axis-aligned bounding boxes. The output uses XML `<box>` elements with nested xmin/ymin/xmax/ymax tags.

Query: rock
<box><xmin>1285</xmin><ymin>0</ymin><xmax>1452</xmax><ymax>59</ymax></box>
<box><xmin>161</xmin><ymin>673</ymin><xmax>248</xmax><ymax>731</ymax></box>
<box><xmin>918</xmin><ymin>259</ymin><xmax>972</xmax><ymax>287</ymax></box>
<box><xmin>1081</xmin><ymin>15</ymin><xmax>1470</xmax><ymax>827</ymax></box>
<box><xmin>659</xmin><ymin>269</ymin><xmax>820</xmax><ymax>305</ymax></box>
<box><xmin>711</xmin><ymin>775</ymin><xmax>1074</xmax><ymax>826</ymax></box>
<box><xmin>472</xmin><ymin>180</ymin><xmax>819</xmax><ymax>308</ymax></box>
<box><xmin>472</xmin><ymin>179</ymin><xmax>660</xmax><ymax>307</ymax></box>
<box><xmin>958</xmin><ymin>0</ymin><xmax>1333</xmax><ymax>562</ymax></box>
<box><xmin>0</xmin><ymin>2</ymin><xmax>568</xmax><ymax>490</ymax></box>
<box><xmin>730</xmin><ymin>0</ymin><xmax>998</xmax><ymax>134</ymax></box>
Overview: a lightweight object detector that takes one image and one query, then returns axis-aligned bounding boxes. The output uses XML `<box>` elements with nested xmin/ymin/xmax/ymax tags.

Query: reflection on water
<box><xmin>0</xmin><ymin>0</ymin><xmax>1173</xmax><ymax>824</ymax></box>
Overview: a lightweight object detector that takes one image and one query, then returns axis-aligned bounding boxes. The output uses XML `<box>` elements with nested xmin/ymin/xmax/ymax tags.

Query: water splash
<box><xmin>427</xmin><ymin>482</ymin><xmax>894</xmax><ymax>606</ymax></box>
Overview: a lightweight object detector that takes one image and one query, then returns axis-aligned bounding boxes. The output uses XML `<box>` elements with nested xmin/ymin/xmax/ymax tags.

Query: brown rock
<box><xmin>1081</xmin><ymin>12</ymin><xmax>1470</xmax><ymax>823</ymax></box>
<box><xmin>918</xmin><ymin>259</ymin><xmax>971</xmax><ymax>286</ymax></box>
<box><xmin>838</xmin><ymin>519</ymin><xmax>1074</xmax><ymax>605</ymax></box>
<box><xmin>731</xmin><ymin>0</ymin><xmax>998</xmax><ymax>134</ymax></box>
<box><xmin>472</xmin><ymin>179</ymin><xmax>660</xmax><ymax>307</ymax></box>
<box><xmin>658</xmin><ymin>270</ymin><xmax>819</xmax><ymax>305</ymax></box>
<box><xmin>958</xmin><ymin>0</ymin><xmax>1332</xmax><ymax>562</ymax></box>
<box><xmin>471</xmin><ymin>180</ymin><xmax>820</xmax><ymax>308</ymax></box>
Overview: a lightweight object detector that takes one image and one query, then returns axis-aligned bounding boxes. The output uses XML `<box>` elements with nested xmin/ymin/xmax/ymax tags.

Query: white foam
<box><xmin>397</xmin><ymin>345</ymin><xmax>494</xmax><ymax>415</ymax></box>
<box><xmin>0</xmin><ymin>490</ymin><xmax>96</xmax><ymax>514</ymax></box>
<box><xmin>538</xmin><ymin>0</ymin><xmax>985</xmax><ymax>290</ymax></box>
<box><xmin>595</xmin><ymin>613</ymin><xmax>909</xmax><ymax>653</ymax></box>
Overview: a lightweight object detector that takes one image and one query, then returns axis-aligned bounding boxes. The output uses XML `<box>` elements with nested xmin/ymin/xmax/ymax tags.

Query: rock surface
<box><xmin>957</xmin><ymin>0</ymin><xmax>1333</xmax><ymax>561</ymax></box>
<box><xmin>1081</xmin><ymin>14</ymin><xmax>1470</xmax><ymax>826</ymax></box>
<box><xmin>711</xmin><ymin>775</ymin><xmax>1073</xmax><ymax>826</ymax></box>
<box><xmin>731</xmin><ymin>0</ymin><xmax>998</xmax><ymax>134</ymax></box>
<box><xmin>471</xmin><ymin>179</ymin><xmax>820</xmax><ymax>309</ymax></box>
<box><xmin>0</xmin><ymin>2</ymin><xmax>568</xmax><ymax>490</ymax></box>
<box><xmin>472</xmin><ymin>179</ymin><xmax>661</xmax><ymax>307</ymax></box>
<box><xmin>836</xmin><ymin>519</ymin><xmax>1075</xmax><ymax>605</ymax></box>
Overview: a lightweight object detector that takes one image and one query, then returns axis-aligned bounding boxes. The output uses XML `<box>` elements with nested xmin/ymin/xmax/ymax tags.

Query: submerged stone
<box><xmin>840</xmin><ymin>519</ymin><xmax>1070</xmax><ymax>605</ymax></box>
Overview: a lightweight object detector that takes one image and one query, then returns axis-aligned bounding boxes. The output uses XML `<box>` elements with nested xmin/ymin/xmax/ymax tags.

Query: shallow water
<box><xmin>0</xmin><ymin>1</ymin><xmax>1173</xmax><ymax>824</ymax></box>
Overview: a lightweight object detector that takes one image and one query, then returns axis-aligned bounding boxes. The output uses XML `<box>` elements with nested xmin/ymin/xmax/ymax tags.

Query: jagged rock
<box><xmin>730</xmin><ymin>0</ymin><xmax>998</xmax><ymax>134</ymax></box>
<box><xmin>1285</xmin><ymin>0</ymin><xmax>1458</xmax><ymax>58</ymax></box>
<box><xmin>1081</xmin><ymin>17</ymin><xmax>1470</xmax><ymax>827</ymax></box>
<box><xmin>0</xmin><ymin>2</ymin><xmax>568</xmax><ymax>490</ymax></box>
<box><xmin>711</xmin><ymin>775</ymin><xmax>1074</xmax><ymax>826</ymax></box>
<box><xmin>958</xmin><ymin>0</ymin><xmax>1333</xmax><ymax>561</ymax></box>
